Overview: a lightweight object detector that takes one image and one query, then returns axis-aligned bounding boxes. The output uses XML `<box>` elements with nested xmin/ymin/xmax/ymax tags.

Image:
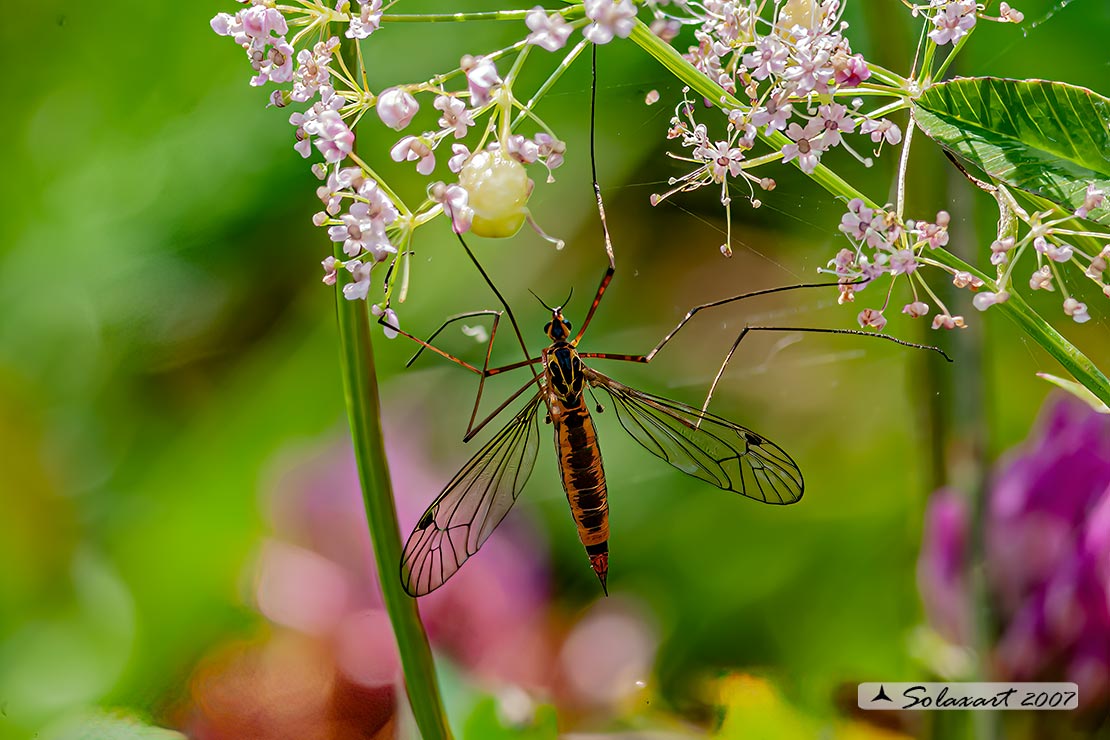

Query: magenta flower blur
<box><xmin>918</xmin><ymin>397</ymin><xmax>1110</xmax><ymax>706</ymax></box>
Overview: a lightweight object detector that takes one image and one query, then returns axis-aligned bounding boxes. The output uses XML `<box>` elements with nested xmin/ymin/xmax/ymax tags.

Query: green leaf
<box><xmin>1037</xmin><ymin>373</ymin><xmax>1110</xmax><ymax>414</ymax></box>
<box><xmin>913</xmin><ymin>77</ymin><xmax>1110</xmax><ymax>224</ymax></box>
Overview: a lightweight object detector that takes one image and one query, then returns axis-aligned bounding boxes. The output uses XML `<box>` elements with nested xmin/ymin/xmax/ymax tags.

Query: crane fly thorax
<box><xmin>544</xmin><ymin>342</ymin><xmax>586</xmax><ymax>409</ymax></box>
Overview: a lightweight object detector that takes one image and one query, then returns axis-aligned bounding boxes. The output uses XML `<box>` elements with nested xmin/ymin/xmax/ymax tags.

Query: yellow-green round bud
<box><xmin>458</xmin><ymin>149</ymin><xmax>533</xmax><ymax>238</ymax></box>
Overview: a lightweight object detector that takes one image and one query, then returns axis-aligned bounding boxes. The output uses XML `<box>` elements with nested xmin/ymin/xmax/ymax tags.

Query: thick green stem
<box><xmin>333</xmin><ymin>36</ymin><xmax>453</xmax><ymax>740</ymax></box>
<box><xmin>626</xmin><ymin>19</ymin><xmax>1110</xmax><ymax>408</ymax></box>
<box><xmin>333</xmin><ymin>273</ymin><xmax>453</xmax><ymax>740</ymax></box>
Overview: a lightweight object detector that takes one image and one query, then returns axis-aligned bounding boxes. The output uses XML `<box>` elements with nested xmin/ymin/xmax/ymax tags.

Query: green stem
<box><xmin>333</xmin><ymin>269</ymin><xmax>453</xmax><ymax>740</ymax></box>
<box><xmin>625</xmin><ymin>18</ymin><xmax>1110</xmax><ymax>409</ymax></box>
<box><xmin>333</xmin><ymin>37</ymin><xmax>453</xmax><ymax>740</ymax></box>
<box><xmin>381</xmin><ymin>6</ymin><xmax>584</xmax><ymax>23</ymax></box>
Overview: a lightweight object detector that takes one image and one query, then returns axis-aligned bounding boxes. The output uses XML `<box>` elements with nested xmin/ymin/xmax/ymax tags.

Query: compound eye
<box><xmin>564</xmin><ymin>320</ymin><xmax>572</xmax><ymax>330</ymax></box>
<box><xmin>544</xmin><ymin>321</ymin><xmax>553</xmax><ymax>335</ymax></box>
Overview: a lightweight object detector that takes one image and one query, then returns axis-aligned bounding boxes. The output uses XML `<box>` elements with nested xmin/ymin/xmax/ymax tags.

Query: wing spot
<box><xmin>417</xmin><ymin>507</ymin><xmax>437</xmax><ymax>530</ymax></box>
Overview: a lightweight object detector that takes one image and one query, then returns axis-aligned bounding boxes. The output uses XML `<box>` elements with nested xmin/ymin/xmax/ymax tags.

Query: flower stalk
<box><xmin>330</xmin><ymin>36</ymin><xmax>453</xmax><ymax>740</ymax></box>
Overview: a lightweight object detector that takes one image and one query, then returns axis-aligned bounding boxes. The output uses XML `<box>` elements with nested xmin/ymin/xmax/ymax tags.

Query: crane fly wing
<box><xmin>586</xmin><ymin>370</ymin><xmax>803</xmax><ymax>504</ymax></box>
<box><xmin>401</xmin><ymin>393</ymin><xmax>544</xmax><ymax>596</ymax></box>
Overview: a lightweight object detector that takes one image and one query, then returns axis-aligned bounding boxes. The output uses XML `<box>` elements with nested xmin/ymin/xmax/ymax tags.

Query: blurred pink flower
<box><xmin>918</xmin><ymin>397</ymin><xmax>1110</xmax><ymax>707</ymax></box>
<box><xmin>262</xmin><ymin>414</ymin><xmax>552</xmax><ymax>688</ymax></box>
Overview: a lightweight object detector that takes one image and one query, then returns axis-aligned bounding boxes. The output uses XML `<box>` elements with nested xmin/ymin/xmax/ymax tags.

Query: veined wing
<box><xmin>586</xmin><ymin>369</ymin><xmax>803</xmax><ymax>505</ymax></box>
<box><xmin>401</xmin><ymin>393</ymin><xmax>544</xmax><ymax>596</ymax></box>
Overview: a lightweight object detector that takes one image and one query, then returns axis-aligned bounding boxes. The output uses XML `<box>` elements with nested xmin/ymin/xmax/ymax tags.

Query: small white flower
<box><xmin>371</xmin><ymin>305</ymin><xmax>401</xmax><ymax>338</ymax></box>
<box><xmin>434</xmin><ymin>95</ymin><xmax>474</xmax><ymax>138</ymax></box>
<box><xmin>347</xmin><ymin>0</ymin><xmax>382</xmax><ymax>39</ymax></box>
<box><xmin>462</xmin><ymin>55</ymin><xmax>501</xmax><ymax>107</ymax></box>
<box><xmin>1063</xmin><ymin>297</ymin><xmax>1090</xmax><ymax>323</ymax></box>
<box><xmin>377</xmin><ymin>88</ymin><xmax>419</xmax><ymax>131</ymax></box>
<box><xmin>972</xmin><ymin>290</ymin><xmax>1010</xmax><ymax>311</ymax></box>
<box><xmin>390</xmin><ymin>136</ymin><xmax>436</xmax><ymax>175</ymax></box>
<box><xmin>525</xmin><ymin>7</ymin><xmax>573</xmax><ymax>51</ymax></box>
<box><xmin>583</xmin><ymin>0</ymin><xmax>637</xmax><ymax>45</ymax></box>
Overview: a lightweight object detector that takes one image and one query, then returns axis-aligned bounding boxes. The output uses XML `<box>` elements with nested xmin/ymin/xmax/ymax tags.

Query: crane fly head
<box><xmin>532</xmin><ymin>287</ymin><xmax>573</xmax><ymax>342</ymax></box>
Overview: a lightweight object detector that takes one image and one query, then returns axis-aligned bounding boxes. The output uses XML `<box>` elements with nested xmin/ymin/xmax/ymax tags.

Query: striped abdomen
<box><xmin>554</xmin><ymin>403</ymin><xmax>609</xmax><ymax>591</ymax></box>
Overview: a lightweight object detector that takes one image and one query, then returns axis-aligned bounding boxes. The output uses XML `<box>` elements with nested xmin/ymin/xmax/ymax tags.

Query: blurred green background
<box><xmin>2</xmin><ymin>1</ymin><xmax>1109</xmax><ymax>738</ymax></box>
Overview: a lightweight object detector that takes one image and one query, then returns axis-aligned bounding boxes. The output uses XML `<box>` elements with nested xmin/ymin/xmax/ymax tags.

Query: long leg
<box><xmin>579</xmin><ymin>280</ymin><xmax>854</xmax><ymax>363</ymax></box>
<box><xmin>699</xmin><ymin>325</ymin><xmax>952</xmax><ymax>418</ymax></box>
<box><xmin>405</xmin><ymin>309</ymin><xmax>545</xmax><ymax>438</ymax></box>
<box><xmin>378</xmin><ymin>311</ymin><xmax>542</xmax><ymax>439</ymax></box>
<box><xmin>406</xmin><ymin>310</ymin><xmax>501</xmax><ymax>368</ymax></box>
<box><xmin>572</xmin><ymin>43</ymin><xmax>616</xmax><ymax>345</ymax></box>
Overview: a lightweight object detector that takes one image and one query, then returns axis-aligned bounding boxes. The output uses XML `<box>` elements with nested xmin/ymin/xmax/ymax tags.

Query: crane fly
<box><xmin>380</xmin><ymin>48</ymin><xmax>949</xmax><ymax>597</ymax></box>
<box><xmin>395</xmin><ymin>290</ymin><xmax>805</xmax><ymax>596</ymax></box>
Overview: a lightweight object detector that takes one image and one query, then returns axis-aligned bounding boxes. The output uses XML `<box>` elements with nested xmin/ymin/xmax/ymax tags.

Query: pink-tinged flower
<box><xmin>1086</xmin><ymin>247</ymin><xmax>1109</xmax><ymax>279</ymax></box>
<box><xmin>430</xmin><ymin>181</ymin><xmax>473</xmax><ymax>234</ymax></box>
<box><xmin>1064</xmin><ymin>297</ymin><xmax>1091</xmax><ymax>323</ymax></box>
<box><xmin>390</xmin><ymin>136</ymin><xmax>436</xmax><ymax>175</ymax></box>
<box><xmin>328</xmin><ymin>201</ymin><xmax>396</xmax><ymax>260</ymax></box>
<box><xmin>506</xmin><ymin>134</ymin><xmax>540</xmax><ymax>164</ymax></box>
<box><xmin>889</xmin><ymin>249</ymin><xmax>918</xmax><ymax>275</ymax></box>
<box><xmin>1034</xmin><ymin>235</ymin><xmax>1074</xmax><ymax>263</ymax></box>
<box><xmin>251</xmin><ymin>37</ymin><xmax>295</xmax><ymax>86</ymax></box>
<box><xmin>370</xmin><ymin>305</ymin><xmax>400</xmax><ymax>338</ymax></box>
<box><xmin>316</xmin><ymin>166</ymin><xmax>362</xmax><ymax>214</ymax></box>
<box><xmin>990</xmin><ymin>236</ymin><xmax>1015</xmax><ymax>265</ymax></box>
<box><xmin>649</xmin><ymin>17</ymin><xmax>681</xmax><ymax>42</ymax></box>
<box><xmin>583</xmin><ymin>0</ymin><xmax>637</xmax><ymax>45</ymax></box>
<box><xmin>815</xmin><ymin>103</ymin><xmax>855</xmax><ymax>147</ymax></box>
<box><xmin>1027</xmin><ymin>267</ymin><xmax>1054</xmax><ymax>293</ymax></box>
<box><xmin>525</xmin><ymin>7</ymin><xmax>573</xmax><ymax>51</ymax></box>
<box><xmin>533</xmin><ymin>133</ymin><xmax>566</xmax><ymax>172</ymax></box>
<box><xmin>903</xmin><ymin>301</ymin><xmax>930</xmax><ymax>318</ymax></box>
<box><xmin>291</xmin><ymin>38</ymin><xmax>339</xmax><ymax>103</ymax></box>
<box><xmin>1075</xmin><ymin>183</ymin><xmax>1106</xmax><ymax>219</ymax></box>
<box><xmin>833</xmin><ymin>52</ymin><xmax>871</xmax><ymax>87</ymax></box>
<box><xmin>343</xmin><ymin>261</ymin><xmax>373</xmax><ymax>301</ymax></box>
<box><xmin>240</xmin><ymin>5</ymin><xmax>289</xmax><ymax>40</ymax></box>
<box><xmin>916</xmin><ymin>212</ymin><xmax>950</xmax><ymax>248</ymax></box>
<box><xmin>447</xmin><ymin>143</ymin><xmax>472</xmax><ymax>173</ymax></box>
<box><xmin>781</xmin><ymin>44</ymin><xmax>833</xmax><ymax>95</ymax></box>
<box><xmin>999</xmin><ymin>2</ymin><xmax>1025</xmax><ymax>23</ymax></box>
<box><xmin>742</xmin><ymin>36</ymin><xmax>788</xmax><ymax>80</ymax></box>
<box><xmin>952</xmin><ymin>271</ymin><xmax>984</xmax><ymax>289</ymax></box>
<box><xmin>972</xmin><ymin>290</ymin><xmax>1010</xmax><ymax>311</ymax></box>
<box><xmin>312</xmin><ymin>110</ymin><xmax>355</xmax><ymax>163</ymax></box>
<box><xmin>684</xmin><ymin>30</ymin><xmax>728</xmax><ymax>92</ymax></box>
<box><xmin>321</xmin><ymin>256</ymin><xmax>340</xmax><ymax>286</ymax></box>
<box><xmin>461</xmin><ymin>55</ymin><xmax>502</xmax><ymax>107</ymax></box>
<box><xmin>929</xmin><ymin>0</ymin><xmax>978</xmax><ymax>46</ymax></box>
<box><xmin>781</xmin><ymin>121</ymin><xmax>826</xmax><ymax>174</ymax></box>
<box><xmin>210</xmin><ymin>12</ymin><xmax>238</xmax><ymax>37</ymax></box>
<box><xmin>347</xmin><ymin>0</ymin><xmax>382</xmax><ymax>40</ymax></box>
<box><xmin>376</xmin><ymin>87</ymin><xmax>419</xmax><ymax>131</ymax></box>
<box><xmin>860</xmin><ymin>118</ymin><xmax>903</xmax><ymax>145</ymax></box>
<box><xmin>931</xmin><ymin>314</ymin><xmax>966</xmax><ymax>330</ymax></box>
<box><xmin>839</xmin><ymin>198</ymin><xmax>874</xmax><ymax>241</ymax></box>
<box><xmin>857</xmin><ymin>308</ymin><xmax>887</xmax><ymax>330</ymax></box>
<box><xmin>705</xmin><ymin>140</ymin><xmax>745</xmax><ymax>181</ymax></box>
<box><xmin>434</xmin><ymin>95</ymin><xmax>474</xmax><ymax>139</ymax></box>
